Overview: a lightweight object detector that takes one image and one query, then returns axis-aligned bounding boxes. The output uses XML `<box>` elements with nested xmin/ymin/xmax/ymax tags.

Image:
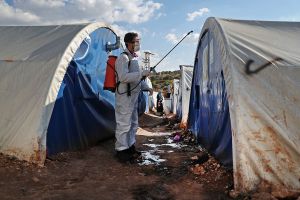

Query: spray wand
<box><xmin>137</xmin><ymin>30</ymin><xmax>194</xmax><ymax>94</ymax></box>
<box><xmin>149</xmin><ymin>30</ymin><xmax>193</xmax><ymax>72</ymax></box>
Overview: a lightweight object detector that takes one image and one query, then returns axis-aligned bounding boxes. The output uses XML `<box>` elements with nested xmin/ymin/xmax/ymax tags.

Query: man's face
<box><xmin>127</xmin><ymin>37</ymin><xmax>140</xmax><ymax>52</ymax></box>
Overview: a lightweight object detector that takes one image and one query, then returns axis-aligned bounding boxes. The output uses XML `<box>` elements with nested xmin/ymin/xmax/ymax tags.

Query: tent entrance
<box><xmin>188</xmin><ymin>31</ymin><xmax>233</xmax><ymax>167</ymax></box>
<box><xmin>47</xmin><ymin>28</ymin><xmax>119</xmax><ymax>155</ymax></box>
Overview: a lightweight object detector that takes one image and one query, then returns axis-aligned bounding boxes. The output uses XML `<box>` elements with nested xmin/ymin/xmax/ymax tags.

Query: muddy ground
<box><xmin>0</xmin><ymin>113</ymin><xmax>235</xmax><ymax>200</ymax></box>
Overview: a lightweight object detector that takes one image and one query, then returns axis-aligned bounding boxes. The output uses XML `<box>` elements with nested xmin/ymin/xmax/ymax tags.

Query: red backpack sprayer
<box><xmin>103</xmin><ymin>30</ymin><xmax>194</xmax><ymax>94</ymax></box>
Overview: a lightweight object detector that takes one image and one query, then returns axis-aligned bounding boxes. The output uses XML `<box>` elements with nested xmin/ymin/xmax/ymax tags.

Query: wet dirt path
<box><xmin>0</xmin><ymin>114</ymin><xmax>233</xmax><ymax>200</ymax></box>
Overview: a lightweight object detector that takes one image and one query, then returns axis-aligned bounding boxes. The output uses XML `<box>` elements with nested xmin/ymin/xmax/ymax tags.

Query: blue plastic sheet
<box><xmin>47</xmin><ymin>28</ymin><xmax>122</xmax><ymax>155</ymax></box>
<box><xmin>143</xmin><ymin>91</ymin><xmax>149</xmax><ymax>113</ymax></box>
<box><xmin>188</xmin><ymin>31</ymin><xmax>232</xmax><ymax>167</ymax></box>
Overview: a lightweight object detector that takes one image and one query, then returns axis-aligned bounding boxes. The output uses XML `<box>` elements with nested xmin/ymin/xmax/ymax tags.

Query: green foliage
<box><xmin>150</xmin><ymin>70</ymin><xmax>180</xmax><ymax>90</ymax></box>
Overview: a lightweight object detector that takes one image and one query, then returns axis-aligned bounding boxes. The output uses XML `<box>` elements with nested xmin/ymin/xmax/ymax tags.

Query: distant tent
<box><xmin>152</xmin><ymin>91</ymin><xmax>158</xmax><ymax>109</ymax></box>
<box><xmin>176</xmin><ymin>65</ymin><xmax>193</xmax><ymax>128</ymax></box>
<box><xmin>0</xmin><ymin>23</ymin><xmax>122</xmax><ymax>165</ymax></box>
<box><xmin>143</xmin><ymin>77</ymin><xmax>153</xmax><ymax>113</ymax></box>
<box><xmin>163</xmin><ymin>98</ymin><xmax>172</xmax><ymax>115</ymax></box>
<box><xmin>188</xmin><ymin>17</ymin><xmax>300</xmax><ymax>192</ymax></box>
<box><xmin>172</xmin><ymin>79</ymin><xmax>180</xmax><ymax>114</ymax></box>
<box><xmin>163</xmin><ymin>84</ymin><xmax>172</xmax><ymax>115</ymax></box>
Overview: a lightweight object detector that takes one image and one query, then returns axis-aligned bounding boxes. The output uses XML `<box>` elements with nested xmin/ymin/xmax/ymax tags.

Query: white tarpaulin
<box><xmin>163</xmin><ymin>98</ymin><xmax>172</xmax><ymax>114</ymax></box>
<box><xmin>198</xmin><ymin>18</ymin><xmax>300</xmax><ymax>192</ymax></box>
<box><xmin>172</xmin><ymin>79</ymin><xmax>180</xmax><ymax>114</ymax></box>
<box><xmin>177</xmin><ymin>65</ymin><xmax>193</xmax><ymax>128</ymax></box>
<box><xmin>0</xmin><ymin>23</ymin><xmax>114</xmax><ymax>165</ymax></box>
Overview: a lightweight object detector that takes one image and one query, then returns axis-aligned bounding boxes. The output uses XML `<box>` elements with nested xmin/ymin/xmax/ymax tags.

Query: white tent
<box><xmin>152</xmin><ymin>91</ymin><xmax>158</xmax><ymax>109</ymax></box>
<box><xmin>163</xmin><ymin>98</ymin><xmax>172</xmax><ymax>115</ymax></box>
<box><xmin>172</xmin><ymin>79</ymin><xmax>180</xmax><ymax>114</ymax></box>
<box><xmin>0</xmin><ymin>23</ymin><xmax>119</xmax><ymax>165</ymax></box>
<box><xmin>143</xmin><ymin>77</ymin><xmax>153</xmax><ymax>113</ymax></box>
<box><xmin>176</xmin><ymin>65</ymin><xmax>193</xmax><ymax>128</ymax></box>
<box><xmin>190</xmin><ymin>17</ymin><xmax>300</xmax><ymax>192</ymax></box>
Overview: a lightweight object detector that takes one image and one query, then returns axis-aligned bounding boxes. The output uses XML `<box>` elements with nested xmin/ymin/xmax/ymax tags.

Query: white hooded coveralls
<box><xmin>114</xmin><ymin>48</ymin><xmax>149</xmax><ymax>151</ymax></box>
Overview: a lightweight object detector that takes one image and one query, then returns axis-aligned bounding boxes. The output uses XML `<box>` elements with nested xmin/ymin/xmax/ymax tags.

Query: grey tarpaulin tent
<box><xmin>0</xmin><ymin>23</ymin><xmax>121</xmax><ymax>165</ymax></box>
<box><xmin>188</xmin><ymin>17</ymin><xmax>300</xmax><ymax>192</ymax></box>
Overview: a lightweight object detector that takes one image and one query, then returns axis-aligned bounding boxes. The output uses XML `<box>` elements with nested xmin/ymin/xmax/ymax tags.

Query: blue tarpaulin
<box><xmin>138</xmin><ymin>91</ymin><xmax>147</xmax><ymax>116</ymax></box>
<box><xmin>188</xmin><ymin>31</ymin><xmax>232</xmax><ymax>167</ymax></box>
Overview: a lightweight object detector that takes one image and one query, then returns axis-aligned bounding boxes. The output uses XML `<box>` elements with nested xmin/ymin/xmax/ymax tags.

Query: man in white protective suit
<box><xmin>114</xmin><ymin>32</ymin><xmax>151</xmax><ymax>163</ymax></box>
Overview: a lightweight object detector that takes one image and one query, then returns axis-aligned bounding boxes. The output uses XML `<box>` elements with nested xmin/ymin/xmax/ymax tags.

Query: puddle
<box><xmin>139</xmin><ymin>136</ymin><xmax>188</xmax><ymax>166</ymax></box>
<box><xmin>138</xmin><ymin>151</ymin><xmax>166</xmax><ymax>166</ymax></box>
<box><xmin>167</xmin><ymin>138</ymin><xmax>173</xmax><ymax>143</ymax></box>
<box><xmin>143</xmin><ymin>144</ymin><xmax>160</xmax><ymax>148</ymax></box>
<box><xmin>161</xmin><ymin>143</ymin><xmax>187</xmax><ymax>148</ymax></box>
<box><xmin>143</xmin><ymin>142</ymin><xmax>187</xmax><ymax>149</ymax></box>
<box><xmin>139</xmin><ymin>140</ymin><xmax>188</xmax><ymax>165</ymax></box>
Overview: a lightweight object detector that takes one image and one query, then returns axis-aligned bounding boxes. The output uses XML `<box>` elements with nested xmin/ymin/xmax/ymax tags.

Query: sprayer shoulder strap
<box><xmin>116</xmin><ymin>52</ymin><xmax>131</xmax><ymax>85</ymax></box>
<box><xmin>122</xmin><ymin>52</ymin><xmax>131</xmax><ymax>69</ymax></box>
<box><xmin>121</xmin><ymin>52</ymin><xmax>132</xmax><ymax>96</ymax></box>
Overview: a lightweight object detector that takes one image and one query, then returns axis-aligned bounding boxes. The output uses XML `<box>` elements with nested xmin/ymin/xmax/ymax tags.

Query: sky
<box><xmin>1</xmin><ymin>0</ymin><xmax>300</xmax><ymax>71</ymax></box>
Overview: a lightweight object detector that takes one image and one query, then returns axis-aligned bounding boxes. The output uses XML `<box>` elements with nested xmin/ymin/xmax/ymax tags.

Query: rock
<box><xmin>190</xmin><ymin>156</ymin><xmax>198</xmax><ymax>160</ymax></box>
<box><xmin>32</xmin><ymin>177</ymin><xmax>39</xmax><ymax>182</ymax></box>
<box><xmin>138</xmin><ymin>173</ymin><xmax>146</xmax><ymax>176</ymax></box>
<box><xmin>190</xmin><ymin>164</ymin><xmax>206</xmax><ymax>175</ymax></box>
<box><xmin>229</xmin><ymin>190</ymin><xmax>239</xmax><ymax>199</ymax></box>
